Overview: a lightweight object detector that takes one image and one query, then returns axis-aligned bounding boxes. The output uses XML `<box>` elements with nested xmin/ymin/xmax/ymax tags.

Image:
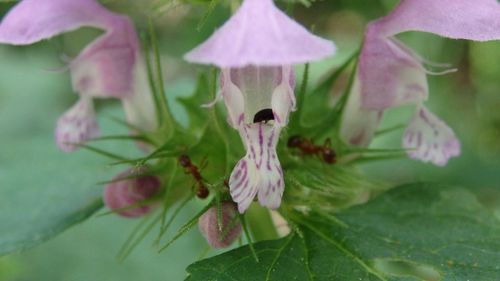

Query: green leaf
<box><xmin>176</xmin><ymin>73</ymin><xmax>212</xmax><ymax>138</ymax></box>
<box><xmin>0</xmin><ymin>50</ymin><xmax>137</xmax><ymax>255</ymax></box>
<box><xmin>185</xmin><ymin>183</ymin><xmax>500</xmax><ymax>281</ymax></box>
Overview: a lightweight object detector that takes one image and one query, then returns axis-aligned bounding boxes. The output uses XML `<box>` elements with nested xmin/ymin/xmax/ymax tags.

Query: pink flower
<box><xmin>0</xmin><ymin>0</ymin><xmax>157</xmax><ymax>152</ymax></box>
<box><xmin>342</xmin><ymin>0</ymin><xmax>500</xmax><ymax>165</ymax></box>
<box><xmin>104</xmin><ymin>169</ymin><xmax>162</xmax><ymax>218</ymax></box>
<box><xmin>185</xmin><ymin>0</ymin><xmax>335</xmax><ymax>212</ymax></box>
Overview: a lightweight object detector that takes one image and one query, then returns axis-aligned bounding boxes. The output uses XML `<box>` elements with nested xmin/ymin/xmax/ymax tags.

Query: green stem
<box><xmin>246</xmin><ymin>204</ymin><xmax>280</xmax><ymax>241</ymax></box>
<box><xmin>143</xmin><ymin>34</ymin><xmax>164</xmax><ymax>127</ymax></box>
<box><xmin>148</xmin><ymin>19</ymin><xmax>176</xmax><ymax>134</ymax></box>
<box><xmin>311</xmin><ymin>54</ymin><xmax>359</xmax><ymax>140</ymax></box>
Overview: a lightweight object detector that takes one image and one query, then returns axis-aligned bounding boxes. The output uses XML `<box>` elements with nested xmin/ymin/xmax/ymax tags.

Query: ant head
<box><xmin>287</xmin><ymin>135</ymin><xmax>302</xmax><ymax>148</ymax></box>
<box><xmin>178</xmin><ymin>154</ymin><xmax>191</xmax><ymax>167</ymax></box>
<box><xmin>322</xmin><ymin>149</ymin><xmax>336</xmax><ymax>164</ymax></box>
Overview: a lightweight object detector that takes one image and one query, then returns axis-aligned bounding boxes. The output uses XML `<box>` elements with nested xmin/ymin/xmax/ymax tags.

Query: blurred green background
<box><xmin>1</xmin><ymin>0</ymin><xmax>500</xmax><ymax>280</ymax></box>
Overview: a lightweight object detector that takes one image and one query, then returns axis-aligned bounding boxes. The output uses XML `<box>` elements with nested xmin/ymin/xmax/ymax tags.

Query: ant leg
<box><xmin>323</xmin><ymin>138</ymin><xmax>332</xmax><ymax>149</ymax></box>
<box><xmin>199</xmin><ymin>156</ymin><xmax>208</xmax><ymax>171</ymax></box>
<box><xmin>188</xmin><ymin>182</ymin><xmax>197</xmax><ymax>194</ymax></box>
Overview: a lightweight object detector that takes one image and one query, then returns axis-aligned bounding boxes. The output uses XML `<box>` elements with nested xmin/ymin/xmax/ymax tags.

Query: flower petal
<box><xmin>402</xmin><ymin>106</ymin><xmax>460</xmax><ymax>166</ymax></box>
<box><xmin>340</xmin><ymin>77</ymin><xmax>383</xmax><ymax>146</ymax></box>
<box><xmin>0</xmin><ymin>0</ymin><xmax>111</xmax><ymax>45</ymax></box>
<box><xmin>229</xmin><ymin>66</ymin><xmax>281</xmax><ymax>124</ymax></box>
<box><xmin>121</xmin><ymin>60</ymin><xmax>158</xmax><ymax>132</ymax></box>
<box><xmin>229</xmin><ymin>157</ymin><xmax>259</xmax><ymax>213</ymax></box>
<box><xmin>376</xmin><ymin>0</ymin><xmax>500</xmax><ymax>40</ymax></box>
<box><xmin>229</xmin><ymin>123</ymin><xmax>284</xmax><ymax>213</ymax></box>
<box><xmin>70</xmin><ymin>16</ymin><xmax>138</xmax><ymax>98</ymax></box>
<box><xmin>359</xmin><ymin>29</ymin><xmax>428</xmax><ymax>110</ymax></box>
<box><xmin>223</xmin><ymin>66</ymin><xmax>296</xmax><ymax>126</ymax></box>
<box><xmin>221</xmin><ymin>68</ymin><xmax>246</xmax><ymax>128</ymax></box>
<box><xmin>185</xmin><ymin>0</ymin><xmax>335</xmax><ymax>67</ymax></box>
<box><xmin>271</xmin><ymin>66</ymin><xmax>296</xmax><ymax>126</ymax></box>
<box><xmin>55</xmin><ymin>97</ymin><xmax>100</xmax><ymax>152</ymax></box>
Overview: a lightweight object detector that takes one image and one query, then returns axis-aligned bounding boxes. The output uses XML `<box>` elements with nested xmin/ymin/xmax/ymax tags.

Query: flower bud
<box><xmin>198</xmin><ymin>202</ymin><xmax>242</xmax><ymax>248</ymax></box>
<box><xmin>103</xmin><ymin>169</ymin><xmax>161</xmax><ymax>218</ymax></box>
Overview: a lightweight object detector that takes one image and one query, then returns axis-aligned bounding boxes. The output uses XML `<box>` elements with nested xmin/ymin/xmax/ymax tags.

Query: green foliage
<box><xmin>0</xmin><ymin>70</ymin><xmax>135</xmax><ymax>255</ymax></box>
<box><xmin>186</xmin><ymin>183</ymin><xmax>500</xmax><ymax>281</ymax></box>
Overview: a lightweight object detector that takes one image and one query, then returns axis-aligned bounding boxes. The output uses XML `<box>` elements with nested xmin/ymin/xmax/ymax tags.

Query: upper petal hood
<box><xmin>185</xmin><ymin>0</ymin><xmax>335</xmax><ymax>67</ymax></box>
<box><xmin>376</xmin><ymin>0</ymin><xmax>500</xmax><ymax>40</ymax></box>
<box><xmin>0</xmin><ymin>0</ymin><xmax>112</xmax><ymax>45</ymax></box>
<box><xmin>358</xmin><ymin>0</ymin><xmax>500</xmax><ymax>111</ymax></box>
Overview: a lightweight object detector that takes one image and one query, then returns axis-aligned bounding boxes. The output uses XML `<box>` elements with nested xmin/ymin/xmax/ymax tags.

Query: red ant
<box><xmin>178</xmin><ymin>154</ymin><xmax>209</xmax><ymax>199</ymax></box>
<box><xmin>287</xmin><ymin>135</ymin><xmax>336</xmax><ymax>164</ymax></box>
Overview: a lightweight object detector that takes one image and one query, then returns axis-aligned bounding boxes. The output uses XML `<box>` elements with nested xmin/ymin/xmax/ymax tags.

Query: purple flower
<box><xmin>0</xmin><ymin>0</ymin><xmax>157</xmax><ymax>152</ymax></box>
<box><xmin>185</xmin><ymin>0</ymin><xmax>335</xmax><ymax>212</ymax></box>
<box><xmin>342</xmin><ymin>0</ymin><xmax>500</xmax><ymax>165</ymax></box>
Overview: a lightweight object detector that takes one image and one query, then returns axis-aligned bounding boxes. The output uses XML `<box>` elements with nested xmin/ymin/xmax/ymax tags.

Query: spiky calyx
<box><xmin>198</xmin><ymin>202</ymin><xmax>242</xmax><ymax>248</ymax></box>
<box><xmin>104</xmin><ymin>169</ymin><xmax>161</xmax><ymax>218</ymax></box>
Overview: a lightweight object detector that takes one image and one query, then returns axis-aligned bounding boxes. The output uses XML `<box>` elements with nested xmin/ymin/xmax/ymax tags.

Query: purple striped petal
<box><xmin>229</xmin><ymin>124</ymin><xmax>284</xmax><ymax>213</ymax></box>
<box><xmin>55</xmin><ymin>97</ymin><xmax>100</xmax><ymax>152</ymax></box>
<box><xmin>402</xmin><ymin>106</ymin><xmax>460</xmax><ymax>166</ymax></box>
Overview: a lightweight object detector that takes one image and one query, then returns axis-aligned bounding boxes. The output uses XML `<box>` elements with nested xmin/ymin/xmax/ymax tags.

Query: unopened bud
<box><xmin>198</xmin><ymin>202</ymin><xmax>242</xmax><ymax>248</ymax></box>
<box><xmin>103</xmin><ymin>169</ymin><xmax>161</xmax><ymax>218</ymax></box>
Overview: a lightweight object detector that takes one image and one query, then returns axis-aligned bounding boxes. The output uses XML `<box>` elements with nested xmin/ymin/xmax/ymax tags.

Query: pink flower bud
<box><xmin>103</xmin><ymin>169</ymin><xmax>161</xmax><ymax>218</ymax></box>
<box><xmin>198</xmin><ymin>202</ymin><xmax>242</xmax><ymax>248</ymax></box>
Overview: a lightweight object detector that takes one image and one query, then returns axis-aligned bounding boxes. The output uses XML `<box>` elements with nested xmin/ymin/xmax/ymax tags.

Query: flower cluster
<box><xmin>1</xmin><ymin>0</ymin><xmax>500</xmax><ymax>225</ymax></box>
